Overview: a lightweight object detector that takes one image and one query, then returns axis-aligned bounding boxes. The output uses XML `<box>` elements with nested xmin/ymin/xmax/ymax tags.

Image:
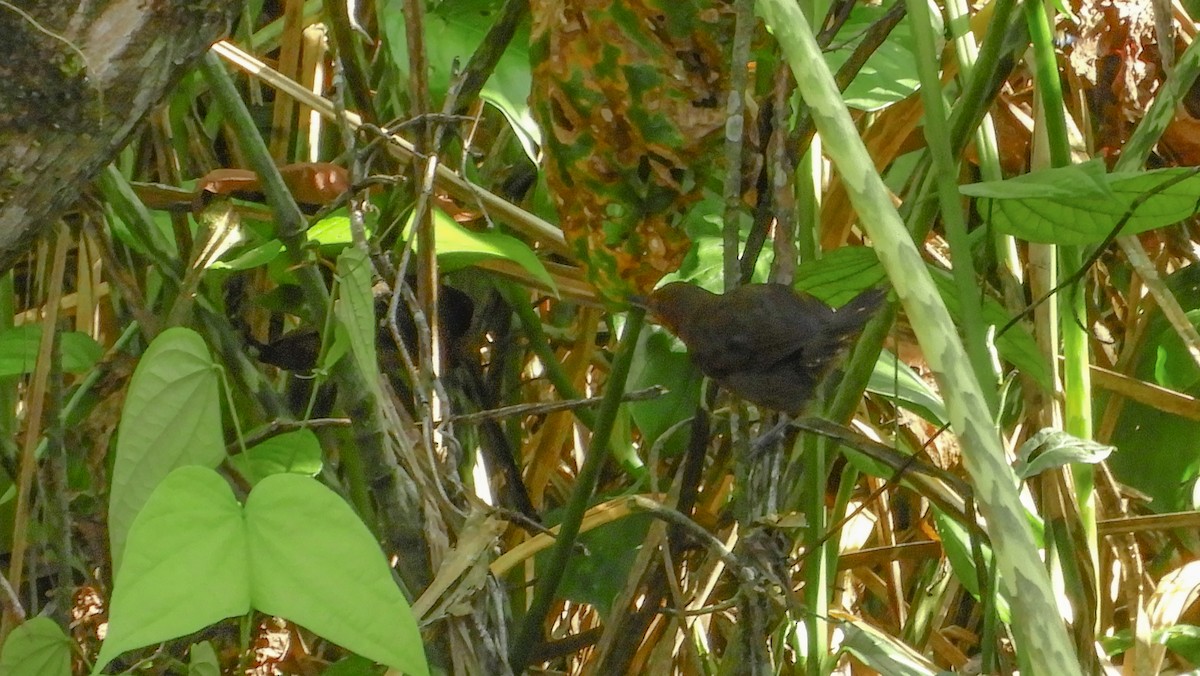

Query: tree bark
<box><xmin>0</xmin><ymin>0</ymin><xmax>242</xmax><ymax>271</ymax></box>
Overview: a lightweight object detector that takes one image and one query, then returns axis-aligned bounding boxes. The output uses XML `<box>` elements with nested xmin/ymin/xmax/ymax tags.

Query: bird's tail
<box><xmin>831</xmin><ymin>287</ymin><xmax>887</xmax><ymax>335</ymax></box>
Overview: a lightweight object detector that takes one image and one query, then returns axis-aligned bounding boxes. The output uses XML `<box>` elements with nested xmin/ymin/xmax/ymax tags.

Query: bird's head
<box><xmin>639</xmin><ymin>282</ymin><xmax>717</xmax><ymax>338</ymax></box>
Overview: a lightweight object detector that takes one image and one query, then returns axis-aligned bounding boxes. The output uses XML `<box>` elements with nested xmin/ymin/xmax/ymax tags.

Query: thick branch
<box><xmin>0</xmin><ymin>0</ymin><xmax>241</xmax><ymax>270</ymax></box>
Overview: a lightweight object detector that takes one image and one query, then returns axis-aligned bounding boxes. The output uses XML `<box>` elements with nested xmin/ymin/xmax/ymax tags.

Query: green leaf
<box><xmin>210</xmin><ymin>239</ymin><xmax>284</xmax><ymax>271</ymax></box>
<box><xmin>932</xmin><ymin>510</ymin><xmax>1011</xmax><ymax>622</ymax></box>
<box><xmin>926</xmin><ymin>268</ymin><xmax>1052</xmax><ymax>393</ymax></box>
<box><xmin>961</xmin><ymin>161</ymin><xmax>1200</xmax><ymax>244</ymax></box>
<box><xmin>95</xmin><ymin>467</ymin><xmax>249</xmax><ymax>675</ymax></box>
<box><xmin>379</xmin><ymin>0</ymin><xmax>539</xmax><ymax>158</ymax></box>
<box><xmin>823</xmin><ymin>3</ymin><xmax>935</xmax><ymax>111</ymax></box>
<box><xmin>627</xmin><ymin>328</ymin><xmax>703</xmax><ymax>457</ymax></box>
<box><xmin>961</xmin><ymin>159</ymin><xmax>1111</xmax><ymax>200</ymax></box>
<box><xmin>107</xmin><ymin>204</ymin><xmax>178</xmax><ymax>259</ymax></box>
<box><xmin>792</xmin><ymin>245</ymin><xmax>887</xmax><ymax>305</ymax></box>
<box><xmin>245</xmin><ymin>474</ymin><xmax>429</xmax><ymax>676</ymax></box>
<box><xmin>547</xmin><ymin>509</ymin><xmax>652</xmax><ymax>616</ymax></box>
<box><xmin>323</xmin><ymin>655</ymin><xmax>386</xmax><ymax>676</ymax></box>
<box><xmin>0</xmin><ymin>617</ymin><xmax>71</xmax><ymax>676</ymax></box>
<box><xmin>188</xmin><ymin>641</ymin><xmax>221</xmax><ymax>676</ymax></box>
<box><xmin>95</xmin><ymin>467</ymin><xmax>430</xmax><ymax>676</ymax></box>
<box><xmin>306</xmin><ymin>214</ymin><xmax>354</xmax><ymax>246</ymax></box>
<box><xmin>838</xmin><ymin>617</ymin><xmax>940</xmax><ymax>675</ymax></box>
<box><xmin>406</xmin><ymin>208</ymin><xmax>557</xmax><ymax>293</ymax></box>
<box><xmin>1154</xmin><ymin>310</ymin><xmax>1200</xmax><ymax>391</ymax></box>
<box><xmin>791</xmin><ymin>246</ymin><xmax>1051</xmax><ymax>392</ymax></box>
<box><xmin>109</xmin><ymin>327</ymin><xmax>225</xmax><ymax>573</ymax></box>
<box><xmin>1014</xmin><ymin>428</ymin><xmax>1114</xmax><ymax>481</ymax></box>
<box><xmin>0</xmin><ymin>326</ymin><xmax>103</xmax><ymax>376</ymax></box>
<box><xmin>1160</xmin><ymin>624</ymin><xmax>1200</xmax><ymax>665</ymax></box>
<box><xmin>334</xmin><ymin>247</ymin><xmax>381</xmax><ymax>401</ymax></box>
<box><xmin>323</xmin><ymin>320</ymin><xmax>351</xmax><ymax>373</ymax></box>
<box><xmin>867</xmin><ymin>348</ymin><xmax>947</xmax><ymax>425</ymax></box>
<box><xmin>305</xmin><ymin>207</ymin><xmax>377</xmax><ymax>247</ymax></box>
<box><xmin>227</xmin><ymin>429</ymin><xmax>323</xmax><ymax>486</ymax></box>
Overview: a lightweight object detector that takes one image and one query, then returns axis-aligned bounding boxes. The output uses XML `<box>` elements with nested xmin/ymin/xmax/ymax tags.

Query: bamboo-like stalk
<box><xmin>755</xmin><ymin>0</ymin><xmax>1082</xmax><ymax>671</ymax></box>
<box><xmin>906</xmin><ymin>0</ymin><xmax>997</xmax><ymax>415</ymax></box>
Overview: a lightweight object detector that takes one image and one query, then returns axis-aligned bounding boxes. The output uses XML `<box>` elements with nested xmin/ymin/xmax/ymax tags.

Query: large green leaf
<box><xmin>925</xmin><ymin>268</ymin><xmax>1052</xmax><ymax>393</ymax></box>
<box><xmin>1107</xmin><ymin>270</ymin><xmax>1200</xmax><ymax>511</ymax></box>
<box><xmin>791</xmin><ymin>246</ymin><xmax>1051</xmax><ymax>392</ymax></box>
<box><xmin>544</xmin><ymin>508</ymin><xmax>652</xmax><ymax>616</ymax></box>
<box><xmin>961</xmin><ymin>160</ymin><xmax>1200</xmax><ymax>244</ymax></box>
<box><xmin>109</xmin><ymin>327</ymin><xmax>224</xmax><ymax>573</ymax></box>
<box><xmin>0</xmin><ymin>617</ymin><xmax>71</xmax><ymax>676</ymax></box>
<box><xmin>245</xmin><ymin>474</ymin><xmax>428</xmax><ymax>676</ymax></box>
<box><xmin>304</xmin><ymin>207</ymin><xmax>378</xmax><ymax>248</ymax></box>
<box><xmin>0</xmin><ymin>326</ymin><xmax>103</xmax><ymax>376</ymax></box>
<box><xmin>96</xmin><ymin>467</ymin><xmax>249</xmax><ymax>674</ymax></box>
<box><xmin>792</xmin><ymin>245</ymin><xmax>888</xmax><ymax>305</ymax></box>
<box><xmin>94</xmin><ymin>467</ymin><xmax>429</xmax><ymax>676</ymax></box>
<box><xmin>932</xmin><ymin>510</ymin><xmax>1011</xmax><ymax>621</ymax></box>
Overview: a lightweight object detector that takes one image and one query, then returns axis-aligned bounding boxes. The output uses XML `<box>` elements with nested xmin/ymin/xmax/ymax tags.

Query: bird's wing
<box><xmin>688</xmin><ymin>288</ymin><xmax>824</xmax><ymax>377</ymax></box>
<box><xmin>688</xmin><ymin>317</ymin><xmax>761</xmax><ymax>377</ymax></box>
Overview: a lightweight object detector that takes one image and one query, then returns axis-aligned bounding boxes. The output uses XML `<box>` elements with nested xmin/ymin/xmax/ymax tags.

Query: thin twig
<box><xmin>446</xmin><ymin>386</ymin><xmax>666</xmax><ymax>425</ymax></box>
<box><xmin>997</xmin><ymin>166</ymin><xmax>1200</xmax><ymax>337</ymax></box>
<box><xmin>6</xmin><ymin>229</ymin><xmax>69</xmax><ymax>628</ymax></box>
<box><xmin>0</xmin><ymin>568</ymin><xmax>24</xmax><ymax>622</ymax></box>
<box><xmin>228</xmin><ymin>417</ymin><xmax>353</xmax><ymax>452</ymax></box>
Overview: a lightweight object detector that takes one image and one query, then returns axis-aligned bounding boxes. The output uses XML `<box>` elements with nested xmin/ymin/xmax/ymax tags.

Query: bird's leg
<box><xmin>700</xmin><ymin>377</ymin><xmax>719</xmax><ymax>415</ymax></box>
<box><xmin>749</xmin><ymin>414</ymin><xmax>794</xmax><ymax>457</ymax></box>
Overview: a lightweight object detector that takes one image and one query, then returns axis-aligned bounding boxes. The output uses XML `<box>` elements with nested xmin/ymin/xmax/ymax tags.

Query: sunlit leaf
<box><xmin>95</xmin><ymin>467</ymin><xmax>430</xmax><ymax>676</ymax></box>
<box><xmin>933</xmin><ymin>510</ymin><xmax>1012</xmax><ymax>621</ymax></box>
<box><xmin>246</xmin><ymin>474</ymin><xmax>429</xmax><ymax>676</ymax></box>
<box><xmin>867</xmin><ymin>348</ymin><xmax>947</xmax><ymax>425</ymax></box>
<box><xmin>823</xmin><ymin>3</ymin><xmax>935</xmax><ymax>111</ymax></box>
<box><xmin>961</xmin><ymin>161</ymin><xmax>1200</xmax><ymax>244</ymax></box>
<box><xmin>792</xmin><ymin>245</ymin><xmax>888</xmax><ymax>306</ymax></box>
<box><xmin>109</xmin><ymin>328</ymin><xmax>224</xmax><ymax>573</ymax></box>
<box><xmin>838</xmin><ymin>616</ymin><xmax>941</xmax><ymax>675</ymax></box>
<box><xmin>627</xmin><ymin>327</ymin><xmax>702</xmax><ymax>457</ymax></box>
<box><xmin>378</xmin><ymin>0</ymin><xmax>539</xmax><ymax>158</ymax></box>
<box><xmin>227</xmin><ymin>429</ymin><xmax>323</xmax><ymax>486</ymax></box>
<box><xmin>95</xmin><ymin>467</ymin><xmax>249</xmax><ymax>675</ymax></box>
<box><xmin>1014</xmin><ymin>428</ymin><xmax>1114</xmax><ymax>480</ymax></box>
<box><xmin>210</xmin><ymin>239</ymin><xmax>283</xmax><ymax>270</ymax></box>
<box><xmin>406</xmin><ymin>207</ymin><xmax>557</xmax><ymax>292</ymax></box>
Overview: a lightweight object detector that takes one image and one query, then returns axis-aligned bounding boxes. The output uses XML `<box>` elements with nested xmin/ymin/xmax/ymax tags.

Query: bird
<box><xmin>643</xmin><ymin>282</ymin><xmax>886</xmax><ymax>414</ymax></box>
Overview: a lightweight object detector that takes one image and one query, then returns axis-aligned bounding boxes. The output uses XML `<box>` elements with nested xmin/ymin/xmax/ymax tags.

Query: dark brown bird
<box><xmin>645</xmin><ymin>282</ymin><xmax>886</xmax><ymax>414</ymax></box>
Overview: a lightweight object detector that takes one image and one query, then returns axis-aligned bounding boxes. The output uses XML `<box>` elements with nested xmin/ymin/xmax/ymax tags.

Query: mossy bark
<box><xmin>0</xmin><ymin>0</ymin><xmax>242</xmax><ymax>270</ymax></box>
